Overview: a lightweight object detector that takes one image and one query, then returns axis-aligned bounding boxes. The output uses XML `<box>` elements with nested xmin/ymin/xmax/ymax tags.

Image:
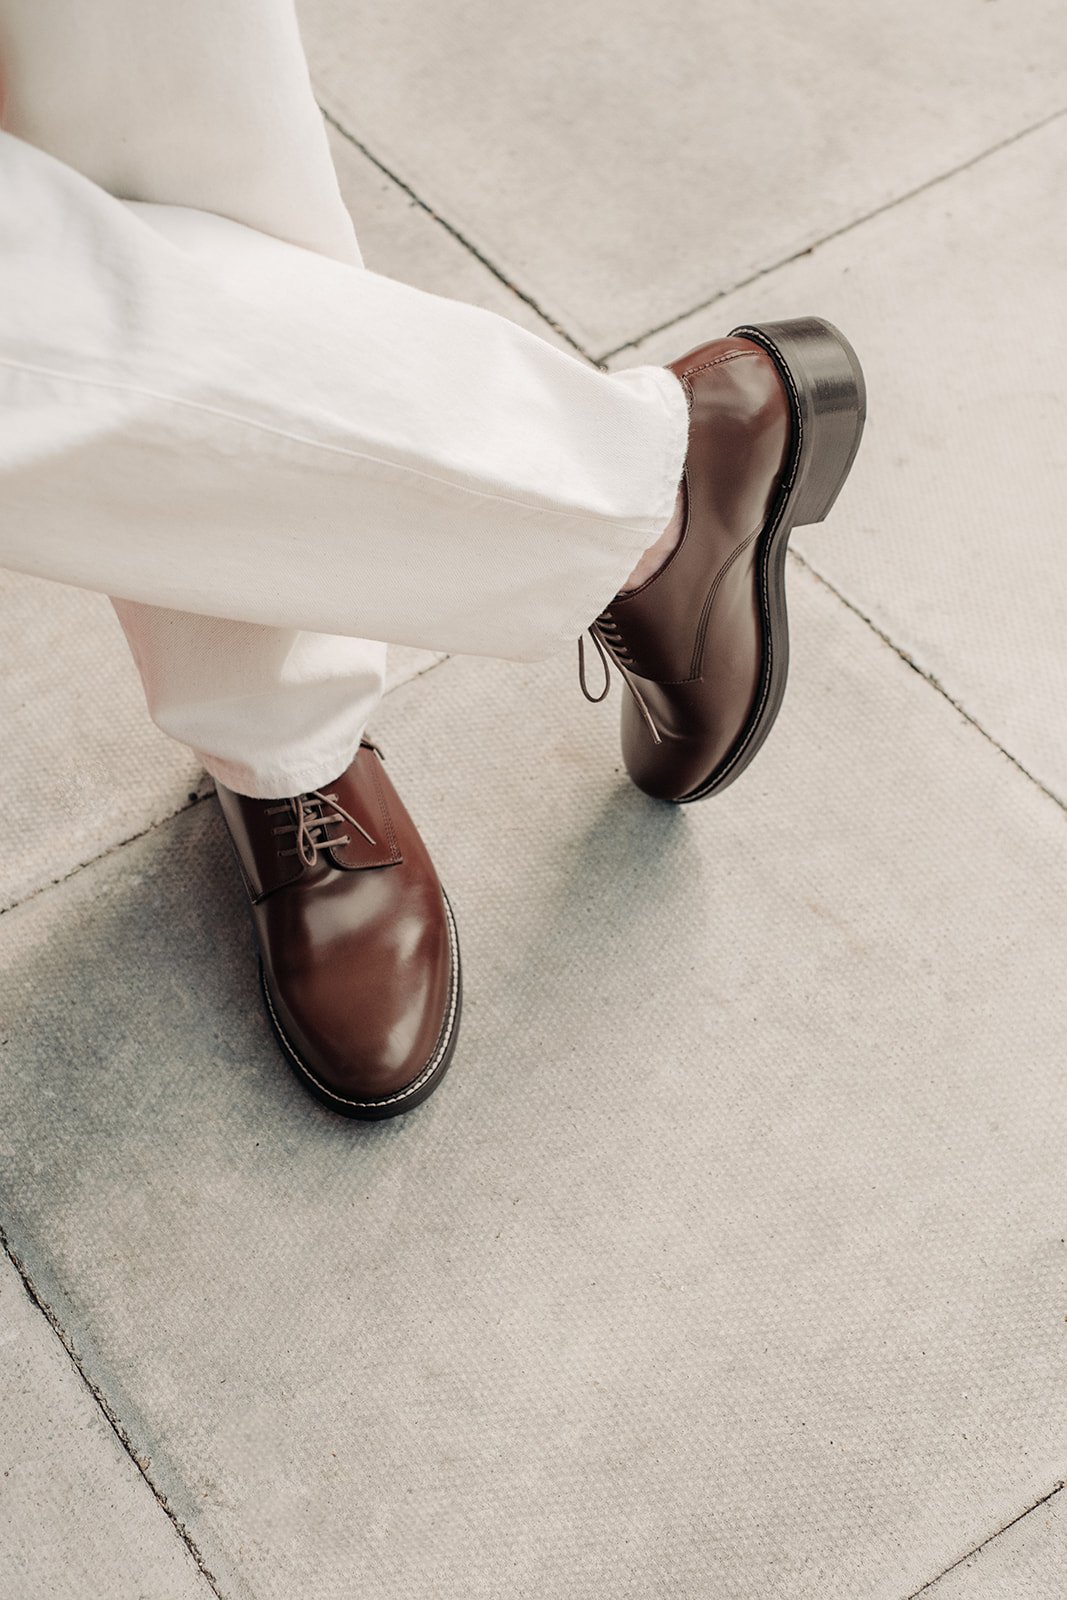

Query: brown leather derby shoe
<box><xmin>217</xmin><ymin>741</ymin><xmax>460</xmax><ymax>1120</ymax></box>
<box><xmin>582</xmin><ymin>317</ymin><xmax>866</xmax><ymax>802</ymax></box>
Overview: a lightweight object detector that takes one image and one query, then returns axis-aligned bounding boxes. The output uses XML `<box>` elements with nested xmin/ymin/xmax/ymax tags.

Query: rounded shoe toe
<box><xmin>262</xmin><ymin>886</ymin><xmax>460</xmax><ymax>1118</ymax></box>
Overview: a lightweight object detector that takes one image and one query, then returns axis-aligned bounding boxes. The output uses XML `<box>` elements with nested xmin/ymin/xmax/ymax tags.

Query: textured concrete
<box><xmin>2</xmin><ymin>572</ymin><xmax>1065</xmax><ymax>1600</ymax></box>
<box><xmin>298</xmin><ymin>0</ymin><xmax>1067</xmax><ymax>353</ymax></box>
<box><xmin>616</xmin><ymin>115</ymin><xmax>1067</xmax><ymax>807</ymax></box>
<box><xmin>4</xmin><ymin>2</ymin><xmax>1067</xmax><ymax>1594</ymax></box>
<box><xmin>0</xmin><ymin>572</ymin><xmax>207</xmax><ymax>914</ymax></box>
<box><xmin>923</xmin><ymin>1491</ymin><xmax>1067</xmax><ymax>1598</ymax></box>
<box><xmin>327</xmin><ymin>124</ymin><xmax>569</xmax><ymax>347</ymax></box>
<box><xmin>0</xmin><ymin>1250</ymin><xmax>211</xmax><ymax>1600</ymax></box>
<box><xmin>0</xmin><ymin>568</ymin><xmax>441</xmax><ymax>913</ymax></box>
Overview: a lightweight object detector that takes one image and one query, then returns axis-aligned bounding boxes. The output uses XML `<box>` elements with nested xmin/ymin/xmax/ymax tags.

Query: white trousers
<box><xmin>0</xmin><ymin>0</ymin><xmax>687</xmax><ymax>797</ymax></box>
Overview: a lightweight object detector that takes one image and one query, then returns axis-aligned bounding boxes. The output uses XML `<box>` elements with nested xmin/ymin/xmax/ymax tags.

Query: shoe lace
<box><xmin>266</xmin><ymin>789</ymin><xmax>376</xmax><ymax>866</ymax></box>
<box><xmin>577</xmin><ymin>614</ymin><xmax>662</xmax><ymax>745</ymax></box>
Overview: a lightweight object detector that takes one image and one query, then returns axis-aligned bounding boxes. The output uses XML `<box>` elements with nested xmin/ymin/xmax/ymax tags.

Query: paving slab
<box><xmin>0</xmin><ymin>568</ymin><xmax>441</xmax><ymax>913</ymax></box>
<box><xmin>326</xmin><ymin>123</ymin><xmax>569</xmax><ymax>346</ymax></box>
<box><xmin>1</xmin><ymin>570</ymin><xmax>1065</xmax><ymax>1600</ymax></box>
<box><xmin>921</xmin><ymin>1490</ymin><xmax>1067</xmax><ymax>1598</ymax></box>
<box><xmin>298</xmin><ymin>0</ymin><xmax>1067</xmax><ymax>354</ymax></box>
<box><xmin>3</xmin><ymin>110</ymin><xmax>588</xmax><ymax>914</ymax></box>
<box><xmin>0</xmin><ymin>1249</ymin><xmax>212</xmax><ymax>1600</ymax></box>
<box><xmin>0</xmin><ymin>571</ymin><xmax>208</xmax><ymax>914</ymax></box>
<box><xmin>615</xmin><ymin>114</ymin><xmax>1067</xmax><ymax>805</ymax></box>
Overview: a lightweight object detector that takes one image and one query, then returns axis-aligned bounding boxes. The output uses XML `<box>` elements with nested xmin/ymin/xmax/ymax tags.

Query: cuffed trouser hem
<box><xmin>199</xmin><ymin>737</ymin><xmax>368</xmax><ymax>801</ymax></box>
<box><xmin>543</xmin><ymin>363</ymin><xmax>690</xmax><ymax>652</ymax></box>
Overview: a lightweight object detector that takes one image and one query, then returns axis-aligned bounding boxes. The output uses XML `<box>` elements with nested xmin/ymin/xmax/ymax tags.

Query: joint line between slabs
<box><xmin>319</xmin><ymin>104</ymin><xmax>591</xmax><ymax>359</ymax></box>
<box><xmin>0</xmin><ymin>654</ymin><xmax>455</xmax><ymax>921</ymax></box>
<box><xmin>0</xmin><ymin>792</ymin><xmax>208</xmax><ymax>922</ymax></box>
<box><xmin>598</xmin><ymin>102</ymin><xmax>1067</xmax><ymax>363</ymax></box>
<box><xmin>0</xmin><ymin>1224</ymin><xmax>227</xmax><ymax>1599</ymax></box>
<box><xmin>791</xmin><ymin>551</ymin><xmax>1067</xmax><ymax>815</ymax></box>
<box><xmin>902</xmin><ymin>1481</ymin><xmax>1065</xmax><ymax>1599</ymax></box>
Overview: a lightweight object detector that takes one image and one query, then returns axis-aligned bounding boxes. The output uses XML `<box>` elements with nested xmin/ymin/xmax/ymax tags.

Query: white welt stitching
<box><xmin>261</xmin><ymin>892</ymin><xmax>460</xmax><ymax>1110</ymax></box>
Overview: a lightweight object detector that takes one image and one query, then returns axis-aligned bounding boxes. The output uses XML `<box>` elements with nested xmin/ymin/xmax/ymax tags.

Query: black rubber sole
<box><xmin>677</xmin><ymin>316</ymin><xmax>867</xmax><ymax>804</ymax></box>
<box><xmin>259</xmin><ymin>889</ymin><xmax>462</xmax><ymax>1121</ymax></box>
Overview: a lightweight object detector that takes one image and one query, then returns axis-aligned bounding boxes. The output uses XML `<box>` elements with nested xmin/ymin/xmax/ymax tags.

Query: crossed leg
<box><xmin>0</xmin><ymin>1</ymin><xmax>864</xmax><ymax>1117</ymax></box>
<box><xmin>0</xmin><ymin>0</ymin><xmax>685</xmax><ymax>797</ymax></box>
<box><xmin>0</xmin><ymin>0</ymin><xmax>398</xmax><ymax>797</ymax></box>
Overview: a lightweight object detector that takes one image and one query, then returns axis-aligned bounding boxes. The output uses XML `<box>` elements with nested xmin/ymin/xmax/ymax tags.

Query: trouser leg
<box><xmin>0</xmin><ymin>13</ymin><xmax>688</xmax><ymax>794</ymax></box>
<box><xmin>0</xmin><ymin>0</ymin><xmax>393</xmax><ymax>797</ymax></box>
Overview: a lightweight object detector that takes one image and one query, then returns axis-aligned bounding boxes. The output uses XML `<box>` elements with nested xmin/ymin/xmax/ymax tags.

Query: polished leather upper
<box><xmin>598</xmin><ymin>338</ymin><xmax>791</xmax><ymax>801</ymax></box>
<box><xmin>217</xmin><ymin>742</ymin><xmax>457</xmax><ymax>1111</ymax></box>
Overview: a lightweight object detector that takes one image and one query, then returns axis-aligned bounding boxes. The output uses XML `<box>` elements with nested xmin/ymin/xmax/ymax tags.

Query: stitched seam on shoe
<box><xmin>619</xmin><ymin>349</ymin><xmax>760</xmax><ymax>678</ymax></box>
<box><xmin>681</xmin><ymin>451</ymin><xmax>799</xmax><ymax>800</ymax></box>
<box><xmin>710</xmin><ymin>510</ymin><xmax>782</xmax><ymax>785</ymax></box>
<box><xmin>608</xmin><ymin>518</ymin><xmax>762</xmax><ymax>685</ymax></box>
<box><xmin>220</xmin><ymin>816</ymin><xmax>279</xmax><ymax>906</ymax></box>
<box><xmin>231</xmin><ymin>844</ymin><xmax>258</xmax><ymax>903</ymax></box>
<box><xmin>678</xmin><ymin>349</ymin><xmax>758</xmax><ymax>382</ymax></box>
<box><xmin>730</xmin><ymin>326</ymin><xmax>805</xmax><ymax>494</ymax></box>
<box><xmin>262</xmin><ymin>892</ymin><xmax>459</xmax><ymax>1110</ymax></box>
<box><xmin>370</xmin><ymin>755</ymin><xmax>401</xmax><ymax>862</ymax></box>
<box><xmin>690</xmin><ymin>524</ymin><xmax>762</xmax><ymax>679</ymax></box>
<box><xmin>687</xmin><ymin>328</ymin><xmax>807</xmax><ymax>791</ymax></box>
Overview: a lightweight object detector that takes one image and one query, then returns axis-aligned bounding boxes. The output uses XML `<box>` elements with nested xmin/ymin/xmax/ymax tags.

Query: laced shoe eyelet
<box><xmin>270</xmin><ymin>789</ymin><xmax>377</xmax><ymax>864</ymax></box>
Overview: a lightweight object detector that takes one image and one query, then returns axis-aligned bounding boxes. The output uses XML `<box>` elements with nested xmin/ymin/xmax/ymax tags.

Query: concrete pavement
<box><xmin>2</xmin><ymin>3</ymin><xmax>1065</xmax><ymax>1595</ymax></box>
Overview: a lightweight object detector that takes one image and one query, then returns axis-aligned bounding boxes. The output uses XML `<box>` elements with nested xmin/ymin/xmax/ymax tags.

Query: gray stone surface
<box><xmin>0</xmin><ymin>568</ymin><xmax>442</xmax><ymax>914</ymax></box>
<box><xmin>299</xmin><ymin>0</ymin><xmax>1067</xmax><ymax>353</ymax></box>
<box><xmin>0</xmin><ymin>1250</ymin><xmax>212</xmax><ymax>1600</ymax></box>
<box><xmin>327</xmin><ymin>123</ymin><xmax>570</xmax><ymax>347</ymax></box>
<box><xmin>0</xmin><ymin>572</ymin><xmax>208</xmax><ymax>915</ymax></box>
<box><xmin>616</xmin><ymin>115</ymin><xmax>1067</xmax><ymax>806</ymax></box>
<box><xmin>922</xmin><ymin>1492</ymin><xmax>1067</xmax><ymax>1598</ymax></box>
<box><xmin>5</xmin><ymin>2</ymin><xmax>1067</xmax><ymax>1594</ymax></box>
<box><xmin>2</xmin><ymin>570</ymin><xmax>1065</xmax><ymax>1600</ymax></box>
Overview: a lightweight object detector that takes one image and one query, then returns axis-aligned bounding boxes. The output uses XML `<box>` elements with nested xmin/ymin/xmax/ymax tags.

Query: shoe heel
<box><xmin>730</xmin><ymin>317</ymin><xmax>867</xmax><ymax>526</ymax></box>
